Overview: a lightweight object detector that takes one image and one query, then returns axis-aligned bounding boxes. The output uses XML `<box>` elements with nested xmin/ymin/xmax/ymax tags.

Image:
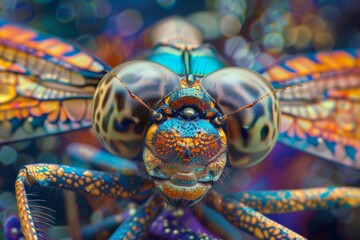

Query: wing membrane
<box><xmin>261</xmin><ymin>49</ymin><xmax>360</xmax><ymax>169</ymax></box>
<box><xmin>0</xmin><ymin>21</ymin><xmax>110</xmax><ymax>144</ymax></box>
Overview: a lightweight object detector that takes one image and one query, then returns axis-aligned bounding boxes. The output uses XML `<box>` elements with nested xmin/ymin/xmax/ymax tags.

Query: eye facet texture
<box><xmin>202</xmin><ymin>67</ymin><xmax>280</xmax><ymax>168</ymax></box>
<box><xmin>92</xmin><ymin>60</ymin><xmax>180</xmax><ymax>159</ymax></box>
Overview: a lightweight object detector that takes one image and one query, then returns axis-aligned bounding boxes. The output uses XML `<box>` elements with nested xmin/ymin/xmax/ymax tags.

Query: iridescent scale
<box><xmin>0</xmin><ymin>20</ymin><xmax>109</xmax><ymax>144</ymax></box>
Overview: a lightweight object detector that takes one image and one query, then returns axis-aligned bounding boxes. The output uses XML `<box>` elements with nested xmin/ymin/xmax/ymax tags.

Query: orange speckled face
<box><xmin>143</xmin><ymin>98</ymin><xmax>228</xmax><ymax>206</ymax></box>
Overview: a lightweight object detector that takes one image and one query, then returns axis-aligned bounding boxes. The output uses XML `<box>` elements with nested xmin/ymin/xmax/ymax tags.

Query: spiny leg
<box><xmin>225</xmin><ymin>187</ymin><xmax>360</xmax><ymax>214</ymax></box>
<box><xmin>15</xmin><ymin>163</ymin><xmax>153</xmax><ymax>240</ymax></box>
<box><xmin>205</xmin><ymin>191</ymin><xmax>306</xmax><ymax>240</ymax></box>
<box><xmin>109</xmin><ymin>195</ymin><xmax>163</xmax><ymax>240</ymax></box>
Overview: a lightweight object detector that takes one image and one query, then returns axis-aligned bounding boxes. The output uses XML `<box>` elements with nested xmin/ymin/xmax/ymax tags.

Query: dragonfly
<box><xmin>0</xmin><ymin>16</ymin><xmax>360</xmax><ymax>239</ymax></box>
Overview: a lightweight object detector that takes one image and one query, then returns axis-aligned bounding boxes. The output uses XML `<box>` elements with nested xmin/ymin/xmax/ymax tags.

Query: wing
<box><xmin>261</xmin><ymin>49</ymin><xmax>360</xmax><ymax>169</ymax></box>
<box><xmin>0</xmin><ymin>20</ymin><xmax>110</xmax><ymax>144</ymax></box>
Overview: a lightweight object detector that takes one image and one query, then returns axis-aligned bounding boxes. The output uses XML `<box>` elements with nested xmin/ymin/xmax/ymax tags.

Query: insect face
<box><xmin>92</xmin><ymin>62</ymin><xmax>279</xmax><ymax>207</ymax></box>
<box><xmin>144</xmin><ymin>115</ymin><xmax>227</xmax><ymax>206</ymax></box>
<box><xmin>143</xmin><ymin>76</ymin><xmax>228</xmax><ymax>206</ymax></box>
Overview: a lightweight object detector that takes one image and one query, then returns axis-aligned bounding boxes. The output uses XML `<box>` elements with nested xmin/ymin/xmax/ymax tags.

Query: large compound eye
<box><xmin>201</xmin><ymin>67</ymin><xmax>280</xmax><ymax>168</ymax></box>
<box><xmin>92</xmin><ymin>60</ymin><xmax>180</xmax><ymax>159</ymax></box>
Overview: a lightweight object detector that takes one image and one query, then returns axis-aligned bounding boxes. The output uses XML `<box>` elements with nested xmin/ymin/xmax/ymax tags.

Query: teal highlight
<box><xmin>147</xmin><ymin>45</ymin><xmax>224</xmax><ymax>76</ymax></box>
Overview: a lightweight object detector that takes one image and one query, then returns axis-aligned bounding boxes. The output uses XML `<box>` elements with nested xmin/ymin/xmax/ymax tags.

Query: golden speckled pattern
<box><xmin>15</xmin><ymin>164</ymin><xmax>153</xmax><ymax>238</ymax></box>
<box><xmin>110</xmin><ymin>195</ymin><xmax>163</xmax><ymax>239</ymax></box>
<box><xmin>140</xmin><ymin>76</ymin><xmax>228</xmax><ymax>206</ymax></box>
<box><xmin>146</xmin><ymin>123</ymin><xmax>226</xmax><ymax>164</ymax></box>
<box><xmin>15</xmin><ymin>169</ymin><xmax>37</xmax><ymax>240</ymax></box>
<box><xmin>206</xmin><ymin>191</ymin><xmax>306</xmax><ymax>240</ymax></box>
<box><xmin>228</xmin><ymin>187</ymin><xmax>360</xmax><ymax>214</ymax></box>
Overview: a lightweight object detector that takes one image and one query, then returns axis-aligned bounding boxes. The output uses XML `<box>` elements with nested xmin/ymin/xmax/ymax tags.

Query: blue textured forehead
<box><xmin>168</xmin><ymin>75</ymin><xmax>212</xmax><ymax>110</ymax></box>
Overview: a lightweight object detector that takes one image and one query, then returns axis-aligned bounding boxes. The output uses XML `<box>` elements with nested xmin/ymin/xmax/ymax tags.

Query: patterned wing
<box><xmin>0</xmin><ymin>20</ymin><xmax>110</xmax><ymax>144</ymax></box>
<box><xmin>261</xmin><ymin>49</ymin><xmax>360</xmax><ymax>169</ymax></box>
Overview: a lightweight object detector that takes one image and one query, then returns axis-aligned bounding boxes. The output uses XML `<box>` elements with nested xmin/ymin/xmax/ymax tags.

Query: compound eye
<box><xmin>202</xmin><ymin>67</ymin><xmax>280</xmax><ymax>168</ymax></box>
<box><xmin>92</xmin><ymin>60</ymin><xmax>180</xmax><ymax>159</ymax></box>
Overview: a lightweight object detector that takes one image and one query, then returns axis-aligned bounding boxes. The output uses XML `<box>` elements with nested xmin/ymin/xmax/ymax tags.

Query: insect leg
<box><xmin>66</xmin><ymin>143</ymin><xmax>139</xmax><ymax>175</ymax></box>
<box><xmin>65</xmin><ymin>144</ymin><xmax>151</xmax><ymax>203</ymax></box>
<box><xmin>109</xmin><ymin>195</ymin><xmax>163</xmax><ymax>240</ymax></box>
<box><xmin>205</xmin><ymin>191</ymin><xmax>306</xmax><ymax>240</ymax></box>
<box><xmin>15</xmin><ymin>163</ymin><xmax>153</xmax><ymax>239</ymax></box>
<box><xmin>194</xmin><ymin>205</ymin><xmax>242</xmax><ymax>239</ymax></box>
<box><xmin>225</xmin><ymin>187</ymin><xmax>360</xmax><ymax>214</ymax></box>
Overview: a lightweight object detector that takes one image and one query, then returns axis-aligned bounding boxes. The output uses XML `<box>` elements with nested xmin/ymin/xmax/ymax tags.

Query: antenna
<box><xmin>214</xmin><ymin>84</ymin><xmax>302</xmax><ymax>124</ymax></box>
<box><xmin>106</xmin><ymin>70</ymin><xmax>162</xmax><ymax>120</ymax></box>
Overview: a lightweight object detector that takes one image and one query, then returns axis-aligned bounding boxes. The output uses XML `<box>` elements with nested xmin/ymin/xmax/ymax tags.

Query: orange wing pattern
<box><xmin>262</xmin><ymin>49</ymin><xmax>360</xmax><ymax>169</ymax></box>
<box><xmin>0</xmin><ymin>20</ymin><xmax>110</xmax><ymax>144</ymax></box>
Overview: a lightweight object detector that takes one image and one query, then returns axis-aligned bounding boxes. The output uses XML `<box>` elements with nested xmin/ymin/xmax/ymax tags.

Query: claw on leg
<box><xmin>226</xmin><ymin>187</ymin><xmax>360</xmax><ymax>214</ymax></box>
<box><xmin>206</xmin><ymin>191</ymin><xmax>306</xmax><ymax>240</ymax></box>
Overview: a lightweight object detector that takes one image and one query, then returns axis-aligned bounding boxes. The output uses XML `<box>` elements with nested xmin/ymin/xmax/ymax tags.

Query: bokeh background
<box><xmin>0</xmin><ymin>0</ymin><xmax>360</xmax><ymax>239</ymax></box>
